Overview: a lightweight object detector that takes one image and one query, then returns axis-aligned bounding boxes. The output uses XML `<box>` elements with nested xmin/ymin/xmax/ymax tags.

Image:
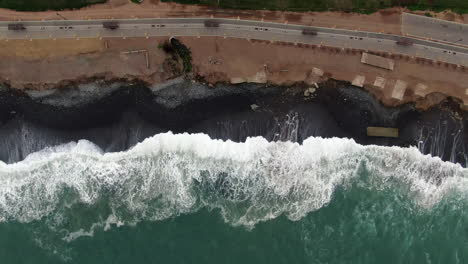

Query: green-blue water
<box><xmin>1</xmin><ymin>133</ymin><xmax>467</xmax><ymax>264</ymax></box>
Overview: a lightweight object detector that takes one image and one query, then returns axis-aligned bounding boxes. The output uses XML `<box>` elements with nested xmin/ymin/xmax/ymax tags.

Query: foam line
<box><xmin>0</xmin><ymin>132</ymin><xmax>466</xmax><ymax>231</ymax></box>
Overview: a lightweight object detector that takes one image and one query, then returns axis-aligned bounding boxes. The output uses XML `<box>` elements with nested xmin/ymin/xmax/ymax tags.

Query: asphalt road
<box><xmin>402</xmin><ymin>13</ymin><xmax>468</xmax><ymax>47</ymax></box>
<box><xmin>0</xmin><ymin>18</ymin><xmax>467</xmax><ymax>67</ymax></box>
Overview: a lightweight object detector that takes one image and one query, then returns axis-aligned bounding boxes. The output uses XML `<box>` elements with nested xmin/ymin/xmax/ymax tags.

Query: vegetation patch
<box><xmin>158</xmin><ymin>40</ymin><xmax>189</xmax><ymax>76</ymax></box>
<box><xmin>0</xmin><ymin>0</ymin><xmax>105</xmax><ymax>11</ymax></box>
<box><xmin>169</xmin><ymin>38</ymin><xmax>193</xmax><ymax>73</ymax></box>
<box><xmin>161</xmin><ymin>0</ymin><xmax>468</xmax><ymax>14</ymax></box>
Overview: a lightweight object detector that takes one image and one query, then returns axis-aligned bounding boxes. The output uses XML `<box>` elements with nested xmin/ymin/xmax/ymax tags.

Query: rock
<box><xmin>312</xmin><ymin>67</ymin><xmax>324</xmax><ymax>76</ymax></box>
<box><xmin>230</xmin><ymin>77</ymin><xmax>246</xmax><ymax>84</ymax></box>
<box><xmin>304</xmin><ymin>87</ymin><xmax>316</xmax><ymax>97</ymax></box>
<box><xmin>250</xmin><ymin>104</ymin><xmax>259</xmax><ymax>111</ymax></box>
<box><xmin>250</xmin><ymin>71</ymin><xmax>267</xmax><ymax>84</ymax></box>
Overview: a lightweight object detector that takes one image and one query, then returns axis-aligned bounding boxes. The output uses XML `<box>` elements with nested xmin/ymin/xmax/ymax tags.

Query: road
<box><xmin>0</xmin><ymin>18</ymin><xmax>467</xmax><ymax>67</ymax></box>
<box><xmin>402</xmin><ymin>13</ymin><xmax>468</xmax><ymax>47</ymax></box>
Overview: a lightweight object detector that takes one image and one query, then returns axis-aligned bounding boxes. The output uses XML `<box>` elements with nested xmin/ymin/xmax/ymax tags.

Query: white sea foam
<box><xmin>0</xmin><ymin>132</ymin><xmax>466</xmax><ymax>236</ymax></box>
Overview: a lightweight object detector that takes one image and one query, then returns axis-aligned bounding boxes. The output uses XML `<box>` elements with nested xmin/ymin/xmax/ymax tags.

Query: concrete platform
<box><xmin>414</xmin><ymin>83</ymin><xmax>428</xmax><ymax>97</ymax></box>
<box><xmin>373</xmin><ymin>77</ymin><xmax>386</xmax><ymax>89</ymax></box>
<box><xmin>391</xmin><ymin>80</ymin><xmax>407</xmax><ymax>100</ymax></box>
<box><xmin>352</xmin><ymin>75</ymin><xmax>365</xmax><ymax>87</ymax></box>
<box><xmin>312</xmin><ymin>67</ymin><xmax>324</xmax><ymax>76</ymax></box>
<box><xmin>361</xmin><ymin>53</ymin><xmax>395</xmax><ymax>71</ymax></box>
<box><xmin>367</xmin><ymin>127</ymin><xmax>399</xmax><ymax>138</ymax></box>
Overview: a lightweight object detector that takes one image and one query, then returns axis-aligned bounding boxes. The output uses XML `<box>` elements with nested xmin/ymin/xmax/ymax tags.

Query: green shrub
<box><xmin>170</xmin><ymin>38</ymin><xmax>192</xmax><ymax>73</ymax></box>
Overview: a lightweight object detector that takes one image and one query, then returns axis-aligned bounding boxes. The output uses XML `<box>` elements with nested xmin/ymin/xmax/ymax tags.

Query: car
<box><xmin>302</xmin><ymin>29</ymin><xmax>317</xmax><ymax>36</ymax></box>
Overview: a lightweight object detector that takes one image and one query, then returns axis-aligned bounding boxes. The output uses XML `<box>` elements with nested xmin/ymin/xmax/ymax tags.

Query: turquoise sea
<box><xmin>1</xmin><ymin>133</ymin><xmax>467</xmax><ymax>264</ymax></box>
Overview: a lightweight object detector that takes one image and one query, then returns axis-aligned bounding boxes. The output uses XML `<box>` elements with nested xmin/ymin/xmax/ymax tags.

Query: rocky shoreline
<box><xmin>0</xmin><ymin>78</ymin><xmax>466</xmax><ymax>166</ymax></box>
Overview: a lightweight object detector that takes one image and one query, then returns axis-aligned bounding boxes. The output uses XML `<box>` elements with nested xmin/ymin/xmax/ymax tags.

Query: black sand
<box><xmin>0</xmin><ymin>80</ymin><xmax>466</xmax><ymax>166</ymax></box>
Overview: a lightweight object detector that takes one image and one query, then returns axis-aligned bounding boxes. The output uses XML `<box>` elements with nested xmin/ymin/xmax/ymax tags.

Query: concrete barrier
<box><xmin>367</xmin><ymin>127</ymin><xmax>399</xmax><ymax>138</ymax></box>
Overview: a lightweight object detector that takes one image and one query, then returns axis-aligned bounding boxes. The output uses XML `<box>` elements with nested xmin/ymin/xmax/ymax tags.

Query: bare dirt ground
<box><xmin>0</xmin><ymin>37</ymin><xmax>177</xmax><ymax>89</ymax></box>
<box><xmin>185</xmin><ymin>37</ymin><xmax>468</xmax><ymax>109</ymax></box>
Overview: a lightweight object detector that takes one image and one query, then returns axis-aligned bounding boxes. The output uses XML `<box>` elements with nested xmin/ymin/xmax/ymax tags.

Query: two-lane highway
<box><xmin>1</xmin><ymin>18</ymin><xmax>467</xmax><ymax>67</ymax></box>
<box><xmin>403</xmin><ymin>13</ymin><xmax>468</xmax><ymax>47</ymax></box>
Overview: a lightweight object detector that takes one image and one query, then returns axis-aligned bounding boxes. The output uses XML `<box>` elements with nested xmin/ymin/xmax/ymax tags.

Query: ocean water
<box><xmin>1</xmin><ymin>132</ymin><xmax>467</xmax><ymax>264</ymax></box>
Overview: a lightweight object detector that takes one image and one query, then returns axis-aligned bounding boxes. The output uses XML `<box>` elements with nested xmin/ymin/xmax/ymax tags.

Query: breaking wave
<box><xmin>0</xmin><ymin>132</ymin><xmax>467</xmax><ymax>241</ymax></box>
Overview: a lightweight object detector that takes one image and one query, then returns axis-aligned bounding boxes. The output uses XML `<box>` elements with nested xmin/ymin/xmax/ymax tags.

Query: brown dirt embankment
<box><xmin>185</xmin><ymin>37</ymin><xmax>468</xmax><ymax>110</ymax></box>
<box><xmin>0</xmin><ymin>36</ymin><xmax>467</xmax><ymax>111</ymax></box>
<box><xmin>0</xmin><ymin>37</ymin><xmax>180</xmax><ymax>90</ymax></box>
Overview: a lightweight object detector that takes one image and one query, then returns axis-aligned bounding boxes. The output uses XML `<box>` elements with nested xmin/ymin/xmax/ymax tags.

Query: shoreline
<box><xmin>0</xmin><ymin>3</ymin><xmax>465</xmax><ymax>164</ymax></box>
